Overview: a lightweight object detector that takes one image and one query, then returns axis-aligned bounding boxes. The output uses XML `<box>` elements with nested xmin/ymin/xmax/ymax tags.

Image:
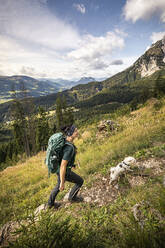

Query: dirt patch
<box><xmin>136</xmin><ymin>158</ymin><xmax>165</xmax><ymax>176</ymax></box>
<box><xmin>80</xmin><ymin>175</ymin><xmax>119</xmax><ymax>206</ymax></box>
<box><xmin>128</xmin><ymin>176</ymin><xmax>146</xmax><ymax>187</ymax></box>
<box><xmin>79</xmin><ymin>157</ymin><xmax>165</xmax><ymax>206</ymax></box>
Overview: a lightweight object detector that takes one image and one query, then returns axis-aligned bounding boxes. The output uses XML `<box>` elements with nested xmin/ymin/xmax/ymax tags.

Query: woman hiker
<box><xmin>48</xmin><ymin>125</ymin><xmax>84</xmax><ymax>209</ymax></box>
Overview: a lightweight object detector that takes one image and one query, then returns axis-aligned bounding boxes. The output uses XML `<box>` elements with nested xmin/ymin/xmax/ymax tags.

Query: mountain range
<box><xmin>0</xmin><ymin>75</ymin><xmax>96</xmax><ymax>103</ymax></box>
<box><xmin>0</xmin><ymin>38</ymin><xmax>165</xmax><ymax>122</ymax></box>
<box><xmin>39</xmin><ymin>77</ymin><xmax>96</xmax><ymax>89</ymax></box>
<box><xmin>0</xmin><ymin>76</ymin><xmax>61</xmax><ymax>102</ymax></box>
<box><xmin>32</xmin><ymin>39</ymin><xmax>165</xmax><ymax>107</ymax></box>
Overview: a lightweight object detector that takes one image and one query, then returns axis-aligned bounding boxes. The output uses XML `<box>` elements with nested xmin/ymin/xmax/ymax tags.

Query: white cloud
<box><xmin>67</xmin><ymin>32</ymin><xmax>124</xmax><ymax>61</ymax></box>
<box><xmin>0</xmin><ymin>0</ymin><xmax>82</xmax><ymax>78</ymax></box>
<box><xmin>73</xmin><ymin>3</ymin><xmax>86</xmax><ymax>14</ymax></box>
<box><xmin>65</xmin><ymin>31</ymin><xmax>126</xmax><ymax>79</ymax></box>
<box><xmin>0</xmin><ymin>0</ymin><xmax>130</xmax><ymax>80</ymax></box>
<box><xmin>150</xmin><ymin>32</ymin><xmax>165</xmax><ymax>43</ymax></box>
<box><xmin>20</xmin><ymin>66</ymin><xmax>48</xmax><ymax>78</ymax></box>
<box><xmin>114</xmin><ymin>29</ymin><xmax>128</xmax><ymax>37</ymax></box>
<box><xmin>0</xmin><ymin>0</ymin><xmax>80</xmax><ymax>51</ymax></box>
<box><xmin>0</xmin><ymin>35</ymin><xmax>49</xmax><ymax>60</ymax></box>
<box><xmin>123</xmin><ymin>0</ymin><xmax>165</xmax><ymax>23</ymax></box>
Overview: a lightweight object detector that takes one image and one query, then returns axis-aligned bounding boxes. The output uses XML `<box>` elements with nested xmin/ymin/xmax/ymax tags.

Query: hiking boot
<box><xmin>45</xmin><ymin>203</ymin><xmax>53</xmax><ymax>209</ymax></box>
<box><xmin>69</xmin><ymin>196</ymin><xmax>84</xmax><ymax>203</ymax></box>
<box><xmin>54</xmin><ymin>202</ymin><xmax>61</xmax><ymax>209</ymax></box>
<box><xmin>47</xmin><ymin>202</ymin><xmax>61</xmax><ymax>209</ymax></box>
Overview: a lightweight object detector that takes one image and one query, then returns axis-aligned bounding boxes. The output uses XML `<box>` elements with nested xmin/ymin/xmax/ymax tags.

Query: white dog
<box><xmin>109</xmin><ymin>156</ymin><xmax>136</xmax><ymax>185</ymax></box>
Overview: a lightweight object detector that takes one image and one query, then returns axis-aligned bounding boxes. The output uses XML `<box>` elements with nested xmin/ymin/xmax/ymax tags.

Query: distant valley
<box><xmin>0</xmin><ymin>38</ymin><xmax>165</xmax><ymax>123</ymax></box>
<box><xmin>0</xmin><ymin>76</ymin><xmax>60</xmax><ymax>102</ymax></box>
<box><xmin>0</xmin><ymin>75</ymin><xmax>96</xmax><ymax>103</ymax></box>
<box><xmin>39</xmin><ymin>76</ymin><xmax>96</xmax><ymax>89</ymax></box>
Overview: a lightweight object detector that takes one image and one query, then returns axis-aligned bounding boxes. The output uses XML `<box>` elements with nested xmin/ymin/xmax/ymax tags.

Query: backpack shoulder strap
<box><xmin>64</xmin><ymin>141</ymin><xmax>75</xmax><ymax>159</ymax></box>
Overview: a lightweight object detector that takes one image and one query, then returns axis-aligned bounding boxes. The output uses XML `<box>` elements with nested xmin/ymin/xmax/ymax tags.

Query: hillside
<box><xmin>0</xmin><ymin>97</ymin><xmax>165</xmax><ymax>247</ymax></box>
<box><xmin>0</xmin><ymin>39</ymin><xmax>165</xmax><ymax>123</ymax></box>
<box><xmin>0</xmin><ymin>75</ymin><xmax>97</xmax><ymax>104</ymax></box>
<box><xmin>70</xmin><ymin>39</ymin><xmax>165</xmax><ymax>102</ymax></box>
<box><xmin>0</xmin><ymin>75</ymin><xmax>60</xmax><ymax>102</ymax></box>
<box><xmin>38</xmin><ymin>77</ymin><xmax>96</xmax><ymax>89</ymax></box>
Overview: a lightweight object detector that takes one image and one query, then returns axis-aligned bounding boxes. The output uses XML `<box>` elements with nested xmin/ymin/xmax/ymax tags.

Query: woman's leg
<box><xmin>66</xmin><ymin>171</ymin><xmax>84</xmax><ymax>200</ymax></box>
<box><xmin>48</xmin><ymin>173</ymin><xmax>60</xmax><ymax>207</ymax></box>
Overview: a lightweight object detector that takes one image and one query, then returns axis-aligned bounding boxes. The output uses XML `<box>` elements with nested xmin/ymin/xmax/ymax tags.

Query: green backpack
<box><xmin>45</xmin><ymin>132</ymin><xmax>74</xmax><ymax>176</ymax></box>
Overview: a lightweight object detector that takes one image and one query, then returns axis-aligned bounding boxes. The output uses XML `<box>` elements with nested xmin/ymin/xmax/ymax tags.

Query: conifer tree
<box><xmin>11</xmin><ymin>100</ymin><xmax>31</xmax><ymax>157</ymax></box>
<box><xmin>12</xmin><ymin>122</ymin><xmax>24</xmax><ymax>154</ymax></box>
<box><xmin>62</xmin><ymin>95</ymin><xmax>74</xmax><ymax>126</ymax></box>
<box><xmin>10</xmin><ymin>82</ymin><xmax>31</xmax><ymax>157</ymax></box>
<box><xmin>154</xmin><ymin>76</ymin><xmax>165</xmax><ymax>97</ymax></box>
<box><xmin>56</xmin><ymin>95</ymin><xmax>74</xmax><ymax>129</ymax></box>
<box><xmin>36</xmin><ymin>106</ymin><xmax>50</xmax><ymax>151</ymax></box>
<box><xmin>56</xmin><ymin>96</ymin><xmax>63</xmax><ymax>130</ymax></box>
<box><xmin>25</xmin><ymin>98</ymin><xmax>37</xmax><ymax>155</ymax></box>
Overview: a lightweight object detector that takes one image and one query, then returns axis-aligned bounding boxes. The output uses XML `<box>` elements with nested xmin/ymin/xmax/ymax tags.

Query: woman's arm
<box><xmin>59</xmin><ymin>159</ymin><xmax>68</xmax><ymax>191</ymax></box>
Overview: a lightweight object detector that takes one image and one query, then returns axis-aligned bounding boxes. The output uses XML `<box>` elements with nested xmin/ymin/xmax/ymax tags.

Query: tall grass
<box><xmin>0</xmin><ymin>153</ymin><xmax>53</xmax><ymax>225</ymax></box>
<box><xmin>0</xmin><ymin>98</ymin><xmax>165</xmax><ymax>247</ymax></box>
<box><xmin>9</xmin><ymin>183</ymin><xmax>165</xmax><ymax>248</ymax></box>
<box><xmin>76</xmin><ymin>98</ymin><xmax>165</xmax><ymax>177</ymax></box>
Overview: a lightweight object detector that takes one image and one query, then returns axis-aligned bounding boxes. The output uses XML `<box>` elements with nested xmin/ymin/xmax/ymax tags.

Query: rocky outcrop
<box><xmin>0</xmin><ymin>204</ymin><xmax>49</xmax><ymax>247</ymax></box>
<box><xmin>96</xmin><ymin>120</ymin><xmax>119</xmax><ymax>139</ymax></box>
<box><xmin>134</xmin><ymin>39</ymin><xmax>165</xmax><ymax>77</ymax></box>
<box><xmin>140</xmin><ymin>57</ymin><xmax>160</xmax><ymax>77</ymax></box>
<box><xmin>132</xmin><ymin>201</ymin><xmax>165</xmax><ymax>229</ymax></box>
<box><xmin>0</xmin><ymin>221</ymin><xmax>21</xmax><ymax>247</ymax></box>
<box><xmin>97</xmin><ymin>120</ymin><xmax>118</xmax><ymax>132</ymax></box>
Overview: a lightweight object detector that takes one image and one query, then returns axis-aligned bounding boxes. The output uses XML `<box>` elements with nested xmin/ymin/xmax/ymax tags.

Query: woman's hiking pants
<box><xmin>48</xmin><ymin>171</ymin><xmax>84</xmax><ymax>207</ymax></box>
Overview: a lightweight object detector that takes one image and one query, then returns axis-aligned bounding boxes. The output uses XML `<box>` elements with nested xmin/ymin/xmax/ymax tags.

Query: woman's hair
<box><xmin>61</xmin><ymin>125</ymin><xmax>76</xmax><ymax>137</ymax></box>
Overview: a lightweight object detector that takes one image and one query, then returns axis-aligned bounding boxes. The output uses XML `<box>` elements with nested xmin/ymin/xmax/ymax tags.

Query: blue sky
<box><xmin>0</xmin><ymin>0</ymin><xmax>165</xmax><ymax>80</ymax></box>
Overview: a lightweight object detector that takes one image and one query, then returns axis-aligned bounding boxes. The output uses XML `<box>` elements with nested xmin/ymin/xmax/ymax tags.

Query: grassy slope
<box><xmin>0</xmin><ymin>98</ymin><xmax>165</xmax><ymax>247</ymax></box>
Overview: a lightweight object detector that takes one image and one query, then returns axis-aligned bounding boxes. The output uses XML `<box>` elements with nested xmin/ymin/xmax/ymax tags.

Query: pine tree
<box><xmin>25</xmin><ymin>98</ymin><xmax>37</xmax><ymax>155</ymax></box>
<box><xmin>36</xmin><ymin>106</ymin><xmax>50</xmax><ymax>152</ymax></box>
<box><xmin>11</xmin><ymin>100</ymin><xmax>30</xmax><ymax>157</ymax></box>
<box><xmin>62</xmin><ymin>95</ymin><xmax>74</xmax><ymax>126</ymax></box>
<box><xmin>10</xmin><ymin>82</ymin><xmax>31</xmax><ymax>157</ymax></box>
<box><xmin>154</xmin><ymin>76</ymin><xmax>165</xmax><ymax>97</ymax></box>
<box><xmin>56</xmin><ymin>96</ymin><xmax>63</xmax><ymax>130</ymax></box>
<box><xmin>56</xmin><ymin>95</ymin><xmax>74</xmax><ymax>129</ymax></box>
<box><xmin>12</xmin><ymin>122</ymin><xmax>24</xmax><ymax>154</ymax></box>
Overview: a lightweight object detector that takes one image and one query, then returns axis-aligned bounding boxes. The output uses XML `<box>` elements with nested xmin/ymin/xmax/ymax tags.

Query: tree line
<box><xmin>0</xmin><ymin>95</ymin><xmax>74</xmax><ymax>171</ymax></box>
<box><xmin>0</xmin><ymin>75</ymin><xmax>164</xmax><ymax>170</ymax></box>
<box><xmin>74</xmin><ymin>76</ymin><xmax>165</xmax><ymax>110</ymax></box>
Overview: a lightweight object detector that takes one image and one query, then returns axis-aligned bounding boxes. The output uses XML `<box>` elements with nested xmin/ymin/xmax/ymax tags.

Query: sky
<box><xmin>0</xmin><ymin>0</ymin><xmax>165</xmax><ymax>80</ymax></box>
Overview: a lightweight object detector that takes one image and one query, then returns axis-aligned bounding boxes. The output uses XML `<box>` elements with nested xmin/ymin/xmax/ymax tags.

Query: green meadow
<box><xmin>0</xmin><ymin>98</ymin><xmax>165</xmax><ymax>247</ymax></box>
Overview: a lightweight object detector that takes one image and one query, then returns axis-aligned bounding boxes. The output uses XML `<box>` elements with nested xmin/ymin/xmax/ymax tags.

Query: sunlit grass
<box><xmin>0</xmin><ymin>98</ymin><xmax>165</xmax><ymax>247</ymax></box>
<box><xmin>76</xmin><ymin>98</ymin><xmax>165</xmax><ymax>177</ymax></box>
<box><xmin>0</xmin><ymin>152</ymin><xmax>52</xmax><ymax>224</ymax></box>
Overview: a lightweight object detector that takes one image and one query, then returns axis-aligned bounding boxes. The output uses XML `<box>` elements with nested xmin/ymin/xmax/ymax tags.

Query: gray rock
<box><xmin>84</xmin><ymin>197</ymin><xmax>92</xmax><ymax>203</ymax></box>
<box><xmin>94</xmin><ymin>198</ymin><xmax>99</xmax><ymax>203</ymax></box>
<box><xmin>163</xmin><ymin>175</ymin><xmax>165</xmax><ymax>187</ymax></box>
<box><xmin>63</xmin><ymin>189</ymin><xmax>71</xmax><ymax>202</ymax></box>
<box><xmin>0</xmin><ymin>221</ymin><xmax>20</xmax><ymax>247</ymax></box>
<box><xmin>34</xmin><ymin>204</ymin><xmax>47</xmax><ymax>215</ymax></box>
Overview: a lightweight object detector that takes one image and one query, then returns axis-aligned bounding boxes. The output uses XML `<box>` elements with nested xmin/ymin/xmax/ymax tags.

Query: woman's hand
<box><xmin>60</xmin><ymin>182</ymin><xmax>65</xmax><ymax>191</ymax></box>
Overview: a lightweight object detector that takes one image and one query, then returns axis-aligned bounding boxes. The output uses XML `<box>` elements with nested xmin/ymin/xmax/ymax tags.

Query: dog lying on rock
<box><xmin>110</xmin><ymin>156</ymin><xmax>136</xmax><ymax>185</ymax></box>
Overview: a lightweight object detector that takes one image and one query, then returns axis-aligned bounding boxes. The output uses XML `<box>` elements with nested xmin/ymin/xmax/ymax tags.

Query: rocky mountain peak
<box><xmin>134</xmin><ymin>38</ymin><xmax>165</xmax><ymax>78</ymax></box>
<box><xmin>77</xmin><ymin>77</ymin><xmax>95</xmax><ymax>84</ymax></box>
